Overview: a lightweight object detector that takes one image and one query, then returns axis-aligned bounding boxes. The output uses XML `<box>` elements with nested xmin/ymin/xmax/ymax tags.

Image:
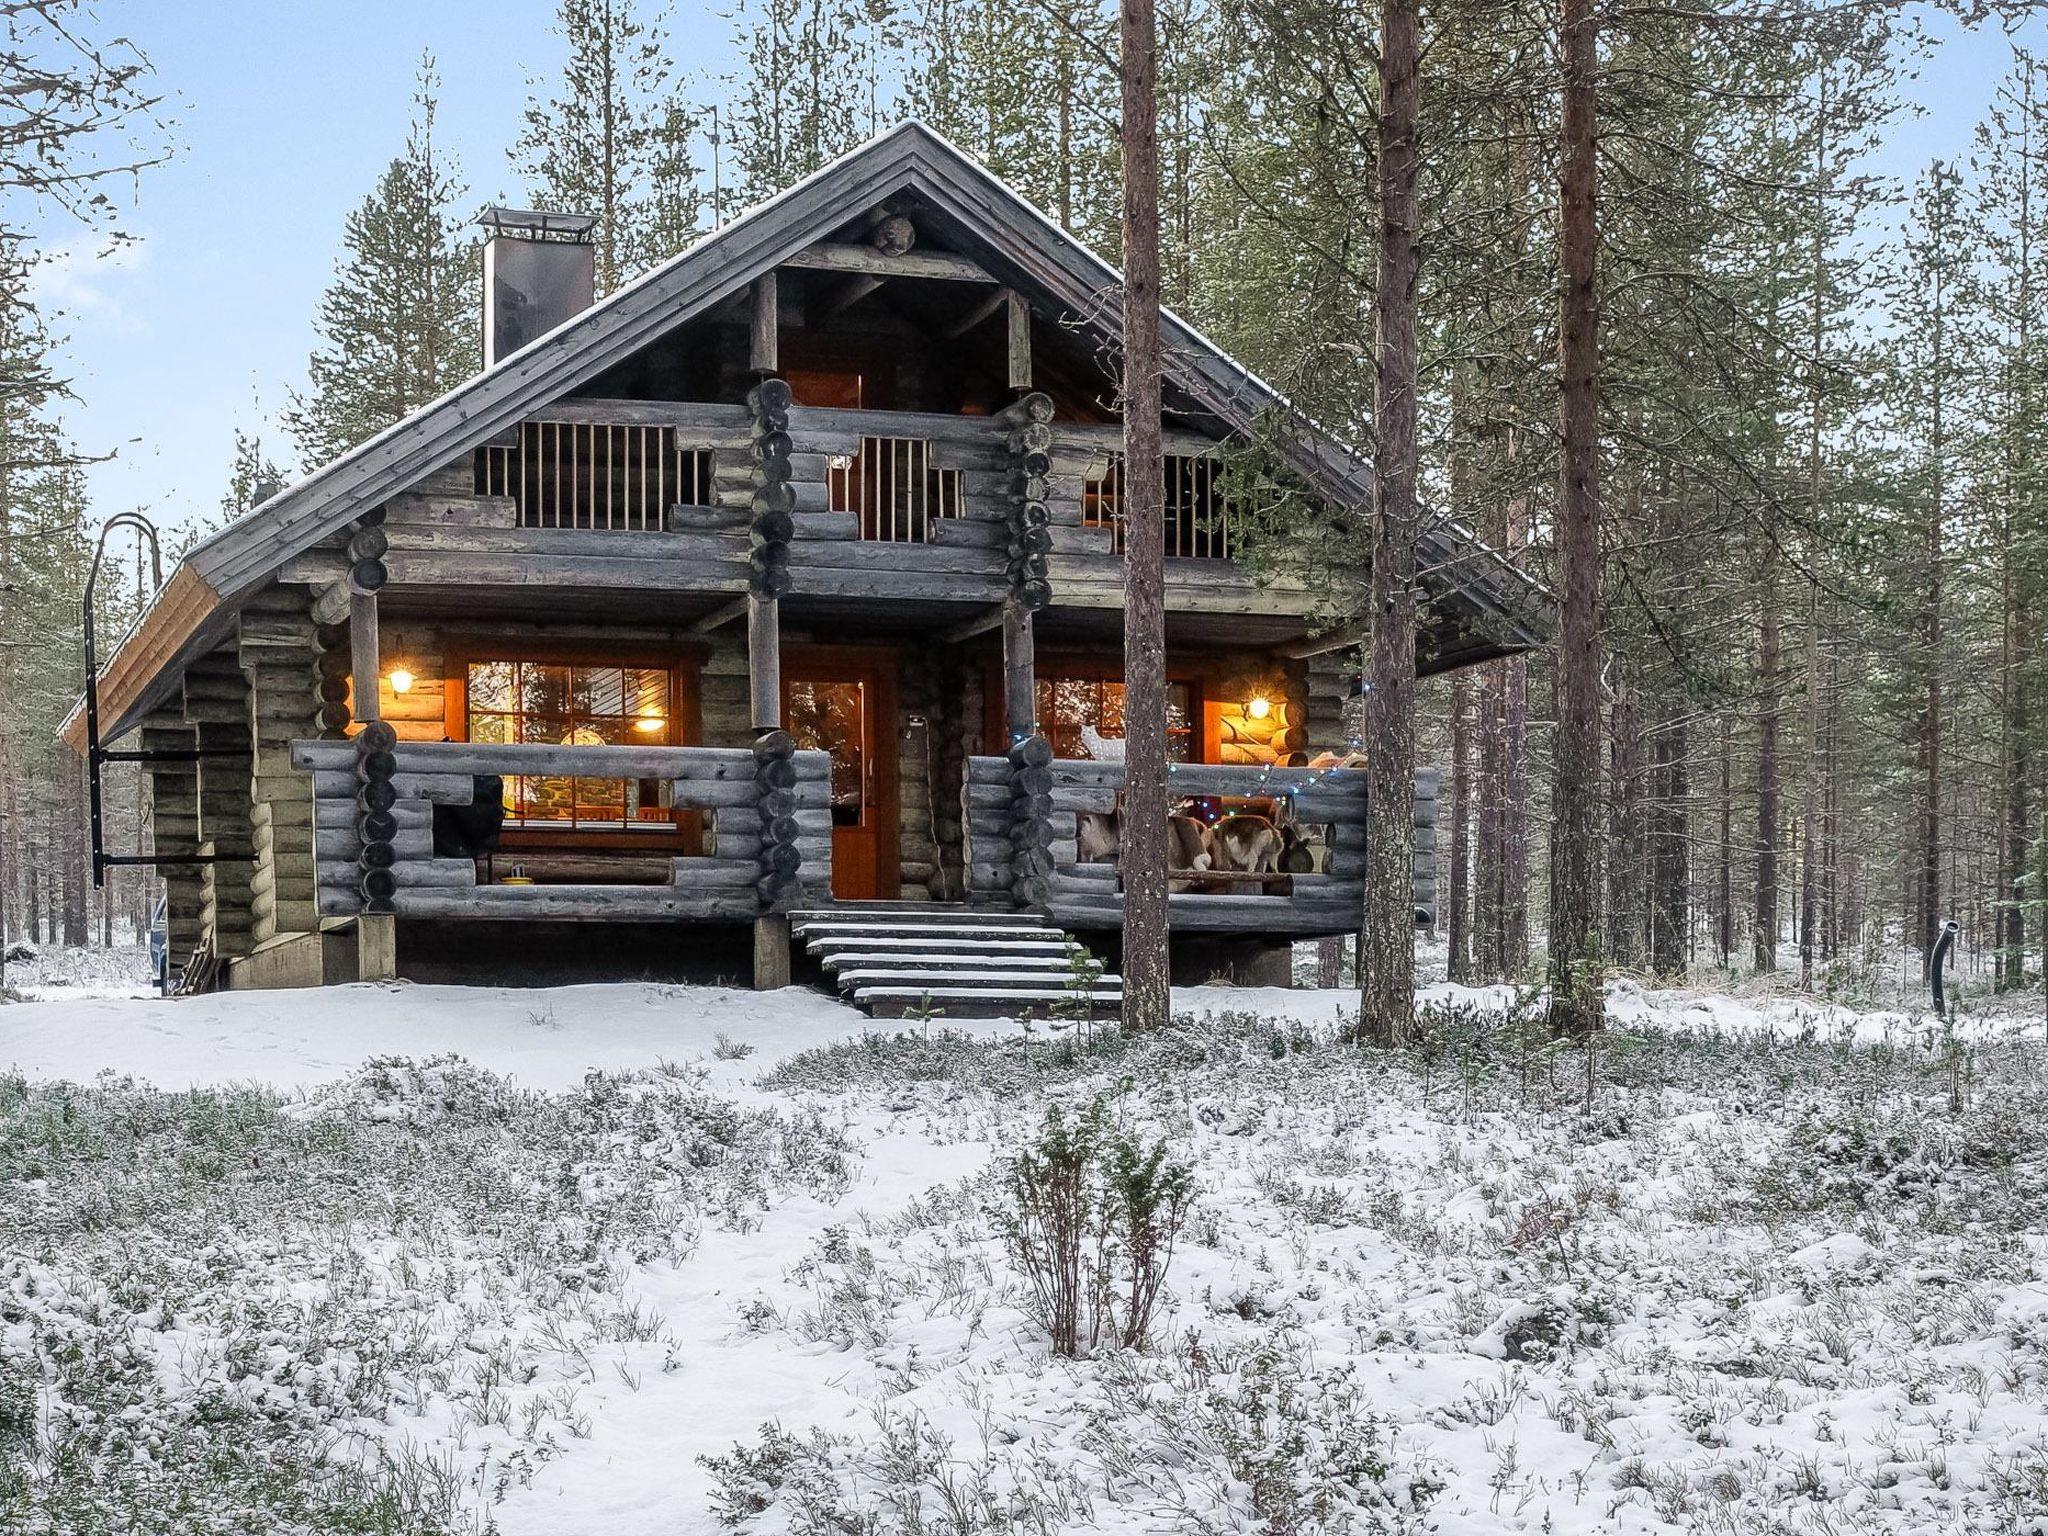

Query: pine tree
<box><xmin>220</xmin><ymin>429</ymin><xmax>283</xmax><ymax>524</ymax></box>
<box><xmin>646</xmin><ymin>101</ymin><xmax>710</xmax><ymax>266</ymax></box>
<box><xmin>722</xmin><ymin>0</ymin><xmax>895</xmax><ymax>207</ymax></box>
<box><xmin>285</xmin><ymin>57</ymin><xmax>477</xmax><ymax>468</ymax></box>
<box><xmin>515</xmin><ymin>0</ymin><xmax>671</xmax><ymax>291</ymax></box>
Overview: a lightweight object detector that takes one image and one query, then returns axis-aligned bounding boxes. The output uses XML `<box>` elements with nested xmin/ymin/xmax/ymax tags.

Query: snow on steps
<box><xmin>790</xmin><ymin>905</ymin><xmax>1120</xmax><ymax>1019</ymax></box>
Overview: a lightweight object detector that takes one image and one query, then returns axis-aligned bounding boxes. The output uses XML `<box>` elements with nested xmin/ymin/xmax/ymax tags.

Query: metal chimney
<box><xmin>479</xmin><ymin>206</ymin><xmax>598</xmax><ymax>367</ymax></box>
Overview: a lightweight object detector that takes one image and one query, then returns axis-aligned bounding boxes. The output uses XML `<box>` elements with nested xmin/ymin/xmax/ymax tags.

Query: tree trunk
<box><xmin>1755</xmin><ymin>560</ymin><xmax>1780</xmax><ymax>973</ymax></box>
<box><xmin>1548</xmin><ymin>0</ymin><xmax>1604</xmax><ymax>1035</ymax></box>
<box><xmin>1360</xmin><ymin>0</ymin><xmax>1422</xmax><ymax>1044</ymax></box>
<box><xmin>1800</xmin><ymin>583</ymin><xmax>1823</xmax><ymax>989</ymax></box>
<box><xmin>1604</xmin><ymin>667</ymin><xmax>1643</xmax><ymax>969</ymax></box>
<box><xmin>1447</xmin><ymin>672</ymin><xmax>1473</xmax><ymax>981</ymax></box>
<box><xmin>1475</xmin><ymin>659</ymin><xmax>1503</xmax><ymax>979</ymax></box>
<box><xmin>1649</xmin><ymin>710</ymin><xmax>1688</xmax><ymax>976</ymax></box>
<box><xmin>1118</xmin><ymin>0</ymin><xmax>1170</xmax><ymax>1032</ymax></box>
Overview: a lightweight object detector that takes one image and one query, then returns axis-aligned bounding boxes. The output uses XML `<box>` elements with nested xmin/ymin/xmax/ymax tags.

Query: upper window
<box><xmin>476</xmin><ymin>422</ymin><xmax>713</xmax><ymax>530</ymax></box>
<box><xmin>465</xmin><ymin>659</ymin><xmax>678</xmax><ymax>831</ymax></box>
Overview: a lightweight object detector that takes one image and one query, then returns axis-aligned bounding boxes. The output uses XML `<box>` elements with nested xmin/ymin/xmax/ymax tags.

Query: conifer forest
<box><xmin>2</xmin><ymin>0</ymin><xmax>2045</xmax><ymax>1015</ymax></box>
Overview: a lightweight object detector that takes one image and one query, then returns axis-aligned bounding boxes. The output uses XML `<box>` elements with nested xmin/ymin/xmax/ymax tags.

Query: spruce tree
<box><xmin>284</xmin><ymin>57</ymin><xmax>477</xmax><ymax>468</ymax></box>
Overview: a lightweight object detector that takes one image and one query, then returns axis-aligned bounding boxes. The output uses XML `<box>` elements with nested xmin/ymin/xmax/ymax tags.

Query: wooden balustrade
<box><xmin>964</xmin><ymin>754</ymin><xmax>1437</xmax><ymax>935</ymax></box>
<box><xmin>290</xmin><ymin>739</ymin><xmax>832</xmax><ymax>921</ymax></box>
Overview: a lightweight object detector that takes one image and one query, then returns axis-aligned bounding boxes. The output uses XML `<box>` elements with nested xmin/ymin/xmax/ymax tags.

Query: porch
<box><xmin>290</xmin><ymin>734</ymin><xmax>1424</xmax><ymax>1004</ymax></box>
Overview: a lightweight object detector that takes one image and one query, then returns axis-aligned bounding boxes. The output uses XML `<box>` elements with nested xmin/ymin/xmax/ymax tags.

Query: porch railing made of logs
<box><xmin>963</xmin><ymin>748</ymin><xmax>1438</xmax><ymax>936</ymax></box>
<box><xmin>291</xmin><ymin>739</ymin><xmax>832</xmax><ymax>921</ymax></box>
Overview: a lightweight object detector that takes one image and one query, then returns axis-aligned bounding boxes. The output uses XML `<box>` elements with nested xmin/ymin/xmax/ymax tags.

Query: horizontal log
<box><xmin>781</xmin><ymin>243</ymin><xmax>994</xmax><ymax>283</ymax></box>
<box><xmin>667</xmin><ymin>857</ymin><xmax>766</xmax><ymax>890</ymax></box>
<box><xmin>391</xmin><ymin>885</ymin><xmax>758</xmax><ymax>921</ymax></box>
<box><xmin>292</xmin><ymin>738</ymin><xmax>829</xmax><ymax>783</ymax></box>
<box><xmin>317</xmin><ymin>858</ymin><xmax>476</xmax><ymax>890</ymax></box>
<box><xmin>384</xmin><ymin>493</ymin><xmax>519</xmax><ymax>529</ymax></box>
<box><xmin>521</xmin><ymin>398</ymin><xmax>751</xmax><ymax>435</ymax></box>
<box><xmin>788</xmin><ymin>542</ymin><xmax>1005</xmax><ymax>578</ymax></box>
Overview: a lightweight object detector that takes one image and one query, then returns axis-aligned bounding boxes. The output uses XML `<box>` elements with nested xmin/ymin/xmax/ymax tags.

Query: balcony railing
<box><xmin>830</xmin><ymin>434</ymin><xmax>964</xmax><ymax>542</ymax></box>
<box><xmin>456</xmin><ymin>400</ymin><xmax>1265</xmax><ymax>563</ymax></box>
<box><xmin>476</xmin><ymin>421</ymin><xmax>715</xmax><ymax>529</ymax></box>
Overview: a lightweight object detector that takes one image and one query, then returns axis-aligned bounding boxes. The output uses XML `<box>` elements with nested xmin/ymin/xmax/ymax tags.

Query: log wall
<box><xmin>238</xmin><ymin>590</ymin><xmax>323</xmax><ymax>944</ymax></box>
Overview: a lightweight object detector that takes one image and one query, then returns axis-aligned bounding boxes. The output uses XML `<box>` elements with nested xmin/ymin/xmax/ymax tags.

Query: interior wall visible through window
<box><xmin>464</xmin><ymin>658</ymin><xmax>681</xmax><ymax>831</ymax></box>
<box><xmin>1038</xmin><ymin>677</ymin><xmax>1194</xmax><ymax>764</ymax></box>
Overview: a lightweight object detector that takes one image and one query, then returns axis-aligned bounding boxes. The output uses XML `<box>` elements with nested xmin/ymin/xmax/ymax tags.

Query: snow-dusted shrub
<box><xmin>1086</xmin><ymin>1332</ymin><xmax>1442</xmax><ymax>1533</ymax></box>
<box><xmin>1002</xmin><ymin>1097</ymin><xmax>1194</xmax><ymax>1356</ymax></box>
<box><xmin>0</xmin><ymin>1062</ymin><xmax>855</xmax><ymax>1532</ymax></box>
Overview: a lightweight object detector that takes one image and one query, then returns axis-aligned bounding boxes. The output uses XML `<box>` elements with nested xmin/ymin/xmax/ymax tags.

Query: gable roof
<box><xmin>68</xmin><ymin>120</ymin><xmax>1552</xmax><ymax>748</ymax></box>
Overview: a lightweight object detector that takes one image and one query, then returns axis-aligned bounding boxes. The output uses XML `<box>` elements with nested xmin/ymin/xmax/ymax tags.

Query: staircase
<box><xmin>790</xmin><ymin>904</ymin><xmax>1121</xmax><ymax>1019</ymax></box>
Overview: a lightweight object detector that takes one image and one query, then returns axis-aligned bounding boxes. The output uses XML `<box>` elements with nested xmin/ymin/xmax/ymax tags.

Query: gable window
<box><xmin>476</xmin><ymin>422</ymin><xmax>714</xmax><ymax>530</ymax></box>
<box><xmin>1083</xmin><ymin>453</ymin><xmax>1240</xmax><ymax>560</ymax></box>
<box><xmin>464</xmin><ymin>658</ymin><xmax>682</xmax><ymax>831</ymax></box>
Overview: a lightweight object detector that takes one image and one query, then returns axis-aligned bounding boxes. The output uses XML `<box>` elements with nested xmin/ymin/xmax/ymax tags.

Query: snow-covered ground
<box><xmin>3</xmin><ymin>974</ymin><xmax>2045</xmax><ymax>1533</ymax></box>
<box><xmin>1</xmin><ymin>942</ymin><xmax>155</xmax><ymax>1001</ymax></box>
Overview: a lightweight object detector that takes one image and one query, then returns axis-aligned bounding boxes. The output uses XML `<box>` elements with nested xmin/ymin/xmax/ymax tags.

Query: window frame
<box><xmin>985</xmin><ymin>651</ymin><xmax>1217</xmax><ymax>763</ymax></box>
<box><xmin>441</xmin><ymin>637</ymin><xmax>707</xmax><ymax>851</ymax></box>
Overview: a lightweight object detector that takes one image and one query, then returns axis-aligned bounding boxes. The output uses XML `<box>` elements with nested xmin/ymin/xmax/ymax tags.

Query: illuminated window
<box><xmin>1038</xmin><ymin>677</ymin><xmax>1193</xmax><ymax>763</ymax></box>
<box><xmin>466</xmin><ymin>660</ymin><xmax>676</xmax><ymax>830</ymax></box>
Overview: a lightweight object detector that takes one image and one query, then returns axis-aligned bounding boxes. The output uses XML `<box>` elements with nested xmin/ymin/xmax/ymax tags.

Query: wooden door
<box><xmin>783</xmin><ymin>648</ymin><xmax>898</xmax><ymax>901</ymax></box>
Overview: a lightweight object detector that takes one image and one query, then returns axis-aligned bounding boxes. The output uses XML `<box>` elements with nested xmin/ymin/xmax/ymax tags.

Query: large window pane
<box><xmin>467</xmin><ymin>658</ymin><xmax>678</xmax><ymax>831</ymax></box>
<box><xmin>469</xmin><ymin>661</ymin><xmax>514</xmax><ymax>712</ymax></box>
<box><xmin>520</xmin><ymin>663</ymin><xmax>572</xmax><ymax>718</ymax></box>
<box><xmin>1038</xmin><ymin>677</ymin><xmax>1194</xmax><ymax>763</ymax></box>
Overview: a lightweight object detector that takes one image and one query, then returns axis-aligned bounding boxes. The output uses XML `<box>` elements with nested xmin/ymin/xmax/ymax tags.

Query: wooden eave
<box><xmin>68</xmin><ymin>120</ymin><xmax>1553</xmax><ymax>749</ymax></box>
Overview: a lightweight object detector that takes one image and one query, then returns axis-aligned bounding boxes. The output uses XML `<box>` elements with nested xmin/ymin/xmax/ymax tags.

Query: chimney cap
<box><xmin>478</xmin><ymin>205</ymin><xmax>597</xmax><ymax>242</ymax></box>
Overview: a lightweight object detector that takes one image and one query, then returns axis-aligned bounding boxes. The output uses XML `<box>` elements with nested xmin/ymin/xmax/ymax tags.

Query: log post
<box><xmin>347</xmin><ymin>514</ymin><xmax>396</xmax><ymax>980</ymax></box>
<box><xmin>994</xmin><ymin>392</ymin><xmax>1054</xmax><ymax>747</ymax></box>
<box><xmin>1008</xmin><ymin>733</ymin><xmax>1054</xmax><ymax>913</ymax></box>
<box><xmin>1006</xmin><ymin>290</ymin><xmax>1032</xmax><ymax>394</ymax></box>
<box><xmin>748</xmin><ymin>373</ymin><xmax>796</xmax><ymax>986</ymax></box>
<box><xmin>1002</xmin><ymin>601</ymin><xmax>1035</xmax><ymax>744</ymax></box>
<box><xmin>750</xmin><ymin>272</ymin><xmax>779</xmax><ymax>375</ymax></box>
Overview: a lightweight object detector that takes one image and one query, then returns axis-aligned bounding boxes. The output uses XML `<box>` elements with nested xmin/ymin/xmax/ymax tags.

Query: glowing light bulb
<box><xmin>1247</xmin><ymin>695</ymin><xmax>1272</xmax><ymax>720</ymax></box>
<box><xmin>387</xmin><ymin>668</ymin><xmax>415</xmax><ymax>695</ymax></box>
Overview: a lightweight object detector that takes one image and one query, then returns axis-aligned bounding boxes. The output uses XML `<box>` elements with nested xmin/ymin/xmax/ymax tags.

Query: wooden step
<box><xmin>806</xmin><ymin>935</ymin><xmax>1079</xmax><ymax>957</ymax></box>
<box><xmin>792</xmin><ymin>903</ymin><xmax>1114</xmax><ymax>1020</ymax></box>
<box><xmin>855</xmin><ymin>985</ymin><xmax>1122</xmax><ymax>1019</ymax></box>
<box><xmin>818</xmin><ymin>949</ymin><xmax>1090</xmax><ymax>973</ymax></box>
<box><xmin>793</xmin><ymin>917</ymin><xmax>1059</xmax><ymax>939</ymax></box>
<box><xmin>835</xmin><ymin>968</ymin><xmax>1121</xmax><ymax>989</ymax></box>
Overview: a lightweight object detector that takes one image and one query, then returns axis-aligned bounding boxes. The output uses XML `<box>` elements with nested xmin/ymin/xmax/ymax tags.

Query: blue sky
<box><xmin>23</xmin><ymin>2</ymin><xmax>2038</xmax><ymax>539</ymax></box>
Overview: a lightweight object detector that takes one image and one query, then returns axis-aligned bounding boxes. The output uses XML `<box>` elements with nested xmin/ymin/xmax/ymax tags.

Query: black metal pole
<box><xmin>1931</xmin><ymin>919</ymin><xmax>1960</xmax><ymax>1018</ymax></box>
<box><xmin>82</xmin><ymin>513</ymin><xmax>162</xmax><ymax>889</ymax></box>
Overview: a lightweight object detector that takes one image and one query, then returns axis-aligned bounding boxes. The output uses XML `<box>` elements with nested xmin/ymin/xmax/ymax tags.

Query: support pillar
<box><xmin>748</xmin><ymin>371</ymin><xmax>796</xmax><ymax>989</ymax></box>
<box><xmin>1002</xmin><ymin>600</ymin><xmax>1035</xmax><ymax>744</ymax></box>
<box><xmin>347</xmin><ymin>517</ymin><xmax>397</xmax><ymax>982</ymax></box>
<box><xmin>357</xmin><ymin>914</ymin><xmax>397</xmax><ymax>982</ymax></box>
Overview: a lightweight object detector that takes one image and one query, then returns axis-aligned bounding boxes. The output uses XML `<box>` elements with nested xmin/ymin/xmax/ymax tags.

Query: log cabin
<box><xmin>63</xmin><ymin>123</ymin><xmax>1552</xmax><ymax>1012</ymax></box>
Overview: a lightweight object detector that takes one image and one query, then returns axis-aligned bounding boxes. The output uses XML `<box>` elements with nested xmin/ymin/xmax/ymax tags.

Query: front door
<box><xmin>783</xmin><ymin>648</ymin><xmax>898</xmax><ymax>901</ymax></box>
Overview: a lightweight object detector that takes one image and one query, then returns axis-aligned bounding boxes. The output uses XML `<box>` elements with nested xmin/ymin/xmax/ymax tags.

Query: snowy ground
<box><xmin>3</xmin><ymin>972</ymin><xmax>2046</xmax><ymax>1533</ymax></box>
<box><xmin>0</xmin><ymin>942</ymin><xmax>155</xmax><ymax>1002</ymax></box>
